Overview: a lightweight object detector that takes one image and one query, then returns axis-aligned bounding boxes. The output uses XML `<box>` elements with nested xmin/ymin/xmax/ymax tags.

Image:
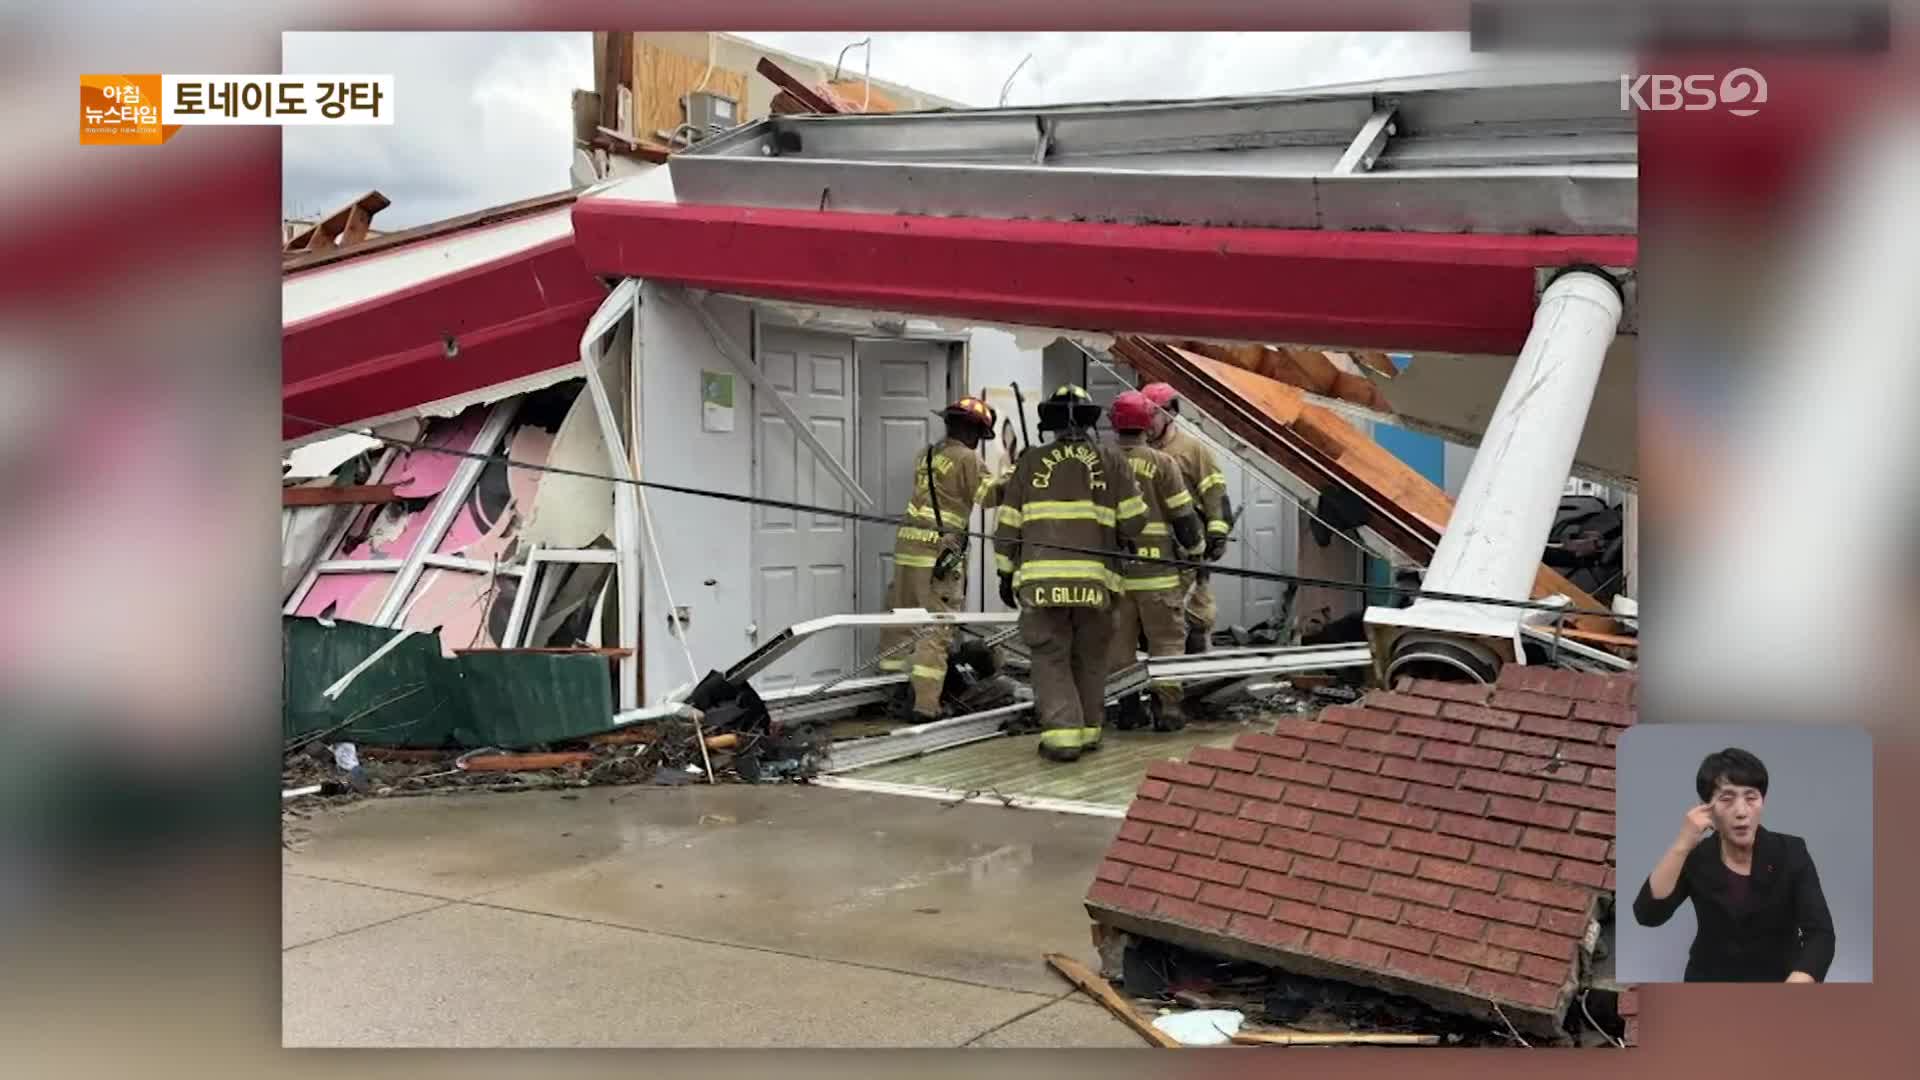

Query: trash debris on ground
<box><xmin>1152</xmin><ymin>1009</ymin><xmax>1245</xmax><ymax>1046</ymax></box>
<box><xmin>1104</xmin><ymin>935</ymin><xmax>1517</xmax><ymax>1048</ymax></box>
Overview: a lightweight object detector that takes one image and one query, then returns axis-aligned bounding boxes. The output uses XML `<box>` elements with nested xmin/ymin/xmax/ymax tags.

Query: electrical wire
<box><xmin>1579</xmin><ymin>990</ymin><xmax>1627</xmax><ymax>1049</ymax></box>
<box><xmin>284</xmin><ymin>410</ymin><xmax>1620</xmax><ymax>621</ymax></box>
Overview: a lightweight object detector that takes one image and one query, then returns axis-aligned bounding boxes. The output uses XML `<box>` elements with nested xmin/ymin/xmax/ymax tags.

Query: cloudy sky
<box><xmin>283</xmin><ymin>31</ymin><xmax>1480</xmax><ymax>230</ymax></box>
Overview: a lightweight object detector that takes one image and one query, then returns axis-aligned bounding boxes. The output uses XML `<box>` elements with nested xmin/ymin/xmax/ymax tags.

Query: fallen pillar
<box><xmin>1366</xmin><ymin>268</ymin><xmax>1625</xmax><ymax>684</ymax></box>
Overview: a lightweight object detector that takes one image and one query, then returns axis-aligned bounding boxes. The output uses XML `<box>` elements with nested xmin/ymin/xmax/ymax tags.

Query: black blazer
<box><xmin>1632</xmin><ymin>825</ymin><xmax>1835</xmax><ymax>982</ymax></box>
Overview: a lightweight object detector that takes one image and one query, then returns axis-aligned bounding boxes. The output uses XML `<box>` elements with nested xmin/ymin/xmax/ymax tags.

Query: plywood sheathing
<box><xmin>634</xmin><ymin>40</ymin><xmax>750</xmax><ymax>142</ymax></box>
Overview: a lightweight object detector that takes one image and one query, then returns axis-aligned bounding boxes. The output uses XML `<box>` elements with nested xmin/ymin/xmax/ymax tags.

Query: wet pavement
<box><xmin>283</xmin><ymin>784</ymin><xmax>1144</xmax><ymax>1047</ymax></box>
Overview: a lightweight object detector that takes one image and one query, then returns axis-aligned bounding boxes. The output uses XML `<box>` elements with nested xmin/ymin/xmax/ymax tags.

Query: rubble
<box><xmin>1086</xmin><ymin>666</ymin><xmax>1638</xmax><ymax>1043</ymax></box>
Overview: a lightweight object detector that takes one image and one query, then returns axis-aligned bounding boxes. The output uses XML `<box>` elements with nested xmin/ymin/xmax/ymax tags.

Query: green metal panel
<box><xmin>282</xmin><ymin>616</ymin><xmax>617</xmax><ymax>749</ymax></box>
<box><xmin>451</xmin><ymin>650</ymin><xmax>615</xmax><ymax>748</ymax></box>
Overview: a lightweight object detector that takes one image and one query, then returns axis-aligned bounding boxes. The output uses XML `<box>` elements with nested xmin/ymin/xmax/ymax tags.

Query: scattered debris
<box><xmin>1045</xmin><ymin>952</ymin><xmax>1182</xmax><ymax>1049</ymax></box>
<box><xmin>1152</xmin><ymin>1009</ymin><xmax>1245</xmax><ymax>1046</ymax></box>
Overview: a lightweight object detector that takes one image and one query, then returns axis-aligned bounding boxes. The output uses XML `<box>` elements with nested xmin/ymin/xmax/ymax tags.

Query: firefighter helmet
<box><xmin>1108</xmin><ymin>389</ymin><xmax>1157</xmax><ymax>433</ymax></box>
<box><xmin>939</xmin><ymin>396</ymin><xmax>997</xmax><ymax>431</ymax></box>
<box><xmin>1140</xmin><ymin>382</ymin><xmax>1180</xmax><ymax>410</ymax></box>
<box><xmin>1036</xmin><ymin>384</ymin><xmax>1102</xmax><ymax>432</ymax></box>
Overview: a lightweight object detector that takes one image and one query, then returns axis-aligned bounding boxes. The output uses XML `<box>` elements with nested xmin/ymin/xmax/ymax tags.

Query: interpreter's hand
<box><xmin>999</xmin><ymin>575</ymin><xmax>1018</xmax><ymax>610</ymax></box>
<box><xmin>1785</xmin><ymin>972</ymin><xmax>1816</xmax><ymax>984</ymax></box>
<box><xmin>1675</xmin><ymin>803</ymin><xmax>1714</xmax><ymax>850</ymax></box>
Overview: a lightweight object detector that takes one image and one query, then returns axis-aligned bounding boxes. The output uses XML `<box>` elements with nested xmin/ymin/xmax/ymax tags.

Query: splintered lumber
<box><xmin>703</xmin><ymin>733</ymin><xmax>740</xmax><ymax>751</ymax></box>
<box><xmin>1550</xmin><ymin>627</ymin><xmax>1639</xmax><ymax>650</ymax></box>
<box><xmin>1044</xmin><ymin>952</ymin><xmax>1181</xmax><ymax>1048</ymax></box>
<box><xmin>458</xmin><ymin>752</ymin><xmax>595</xmax><ymax>772</ymax></box>
<box><xmin>756</xmin><ymin>57</ymin><xmax>841</xmax><ymax>114</ymax></box>
<box><xmin>1232</xmin><ymin>1031</ymin><xmax>1440</xmax><ymax>1047</ymax></box>
<box><xmin>282</xmin><ymin>484</ymin><xmax>401</xmax><ymax>507</ymax></box>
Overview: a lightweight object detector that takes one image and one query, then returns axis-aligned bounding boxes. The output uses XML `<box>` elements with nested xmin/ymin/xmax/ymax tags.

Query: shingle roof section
<box><xmin>1087</xmin><ymin>665</ymin><xmax>1636</xmax><ymax>1038</ymax></box>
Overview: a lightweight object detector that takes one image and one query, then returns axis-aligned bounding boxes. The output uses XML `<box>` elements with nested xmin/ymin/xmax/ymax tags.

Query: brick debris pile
<box><xmin>1087</xmin><ymin>665</ymin><xmax>1636</xmax><ymax>1038</ymax></box>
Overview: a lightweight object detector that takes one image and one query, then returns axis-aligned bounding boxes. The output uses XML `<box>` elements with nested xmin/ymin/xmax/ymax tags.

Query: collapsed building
<box><xmin>282</xmin><ymin>66</ymin><xmax>1640</xmax><ymax>1044</ymax></box>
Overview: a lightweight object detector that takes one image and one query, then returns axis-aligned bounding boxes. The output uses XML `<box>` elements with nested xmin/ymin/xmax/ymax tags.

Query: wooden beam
<box><xmin>1232</xmin><ymin>1031</ymin><xmax>1440</xmax><ymax>1047</ymax></box>
<box><xmin>755</xmin><ymin>57</ymin><xmax>841</xmax><ymax>114</ymax></box>
<box><xmin>1044</xmin><ymin>953</ymin><xmax>1180</xmax><ymax>1048</ymax></box>
<box><xmin>282</xmin><ymin>484</ymin><xmax>401</xmax><ymax>508</ymax></box>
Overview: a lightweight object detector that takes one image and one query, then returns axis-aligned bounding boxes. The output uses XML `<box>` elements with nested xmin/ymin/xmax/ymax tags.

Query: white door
<box><xmin>753</xmin><ymin>326</ymin><xmax>859</xmax><ymax>691</ymax></box>
<box><xmin>1235</xmin><ymin>472</ymin><xmax>1294</xmax><ymax>629</ymax></box>
<box><xmin>855</xmin><ymin>339</ymin><xmax>954</xmax><ymax>659</ymax></box>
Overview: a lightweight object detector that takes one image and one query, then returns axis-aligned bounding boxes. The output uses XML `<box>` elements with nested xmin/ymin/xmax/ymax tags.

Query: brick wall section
<box><xmin>1087</xmin><ymin>666</ymin><xmax>1636</xmax><ymax>1037</ymax></box>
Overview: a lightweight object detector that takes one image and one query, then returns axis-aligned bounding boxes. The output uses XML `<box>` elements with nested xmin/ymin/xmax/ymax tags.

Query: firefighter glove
<box><xmin>998</xmin><ymin>574</ymin><xmax>1018</xmax><ymax>609</ymax></box>
<box><xmin>1205</xmin><ymin>536</ymin><xmax>1228</xmax><ymax>562</ymax></box>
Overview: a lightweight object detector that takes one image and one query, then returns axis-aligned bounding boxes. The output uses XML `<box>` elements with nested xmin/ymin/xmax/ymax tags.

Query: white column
<box><xmin>1366</xmin><ymin>269</ymin><xmax>1623</xmax><ymax>680</ymax></box>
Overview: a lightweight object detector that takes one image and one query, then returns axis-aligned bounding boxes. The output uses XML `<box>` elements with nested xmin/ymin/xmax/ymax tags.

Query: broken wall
<box><xmin>637</xmin><ymin>283</ymin><xmax>757</xmax><ymax>696</ymax></box>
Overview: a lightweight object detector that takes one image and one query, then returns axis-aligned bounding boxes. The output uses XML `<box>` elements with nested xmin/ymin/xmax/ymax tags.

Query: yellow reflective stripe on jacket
<box><xmin>877</xmin><ymin>658</ymin><xmax>906</xmax><ymax>672</ymax></box>
<box><xmin>974</xmin><ymin>475</ymin><xmax>1000</xmax><ymax>504</ymax></box>
<box><xmin>905</xmin><ymin>503</ymin><xmax>966</xmax><ymax>529</ymax></box>
<box><xmin>994</xmin><ymin>553</ymin><xmax>1014</xmax><ymax>574</ymax></box>
<box><xmin>1164</xmin><ymin>489</ymin><xmax>1195</xmax><ymax>511</ymax></box>
<box><xmin>896</xmin><ymin>553</ymin><xmax>938</xmax><ymax>569</ymax></box>
<box><xmin>1140</xmin><ymin>522</ymin><xmax>1170</xmax><ymax>537</ymax></box>
<box><xmin>1206</xmin><ymin>518</ymin><xmax>1231</xmax><ymax>536</ymax></box>
<box><xmin>897</xmin><ymin>526</ymin><xmax>942</xmax><ymax>545</ymax></box>
<box><xmin>1116</xmin><ymin>496</ymin><xmax>1148</xmax><ymax>521</ymax></box>
<box><xmin>1012</xmin><ymin>559</ymin><xmax>1111</xmax><ymax>587</ymax></box>
<box><xmin>1122</xmin><ymin>575</ymin><xmax>1183</xmax><ymax>592</ymax></box>
<box><xmin>997</xmin><ymin>505</ymin><xmax>1024</xmax><ymax>529</ymax></box>
<box><xmin>910</xmin><ymin>665</ymin><xmax>945</xmax><ymax>681</ymax></box>
<box><xmin>1198</xmin><ymin>472</ymin><xmax>1228</xmax><ymax>494</ymax></box>
<box><xmin>1021</xmin><ymin>500</ymin><xmax>1115</xmax><ymax>526</ymax></box>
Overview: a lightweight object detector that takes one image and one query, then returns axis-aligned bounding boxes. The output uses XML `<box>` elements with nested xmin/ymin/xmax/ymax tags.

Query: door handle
<box><xmin>746</xmin><ymin>622</ymin><xmax>759</xmax><ymax>641</ymax></box>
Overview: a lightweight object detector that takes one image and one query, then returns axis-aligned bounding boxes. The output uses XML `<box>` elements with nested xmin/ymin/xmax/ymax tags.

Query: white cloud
<box><xmin>282</xmin><ymin>31</ymin><xmax>1476</xmax><ymax>229</ymax></box>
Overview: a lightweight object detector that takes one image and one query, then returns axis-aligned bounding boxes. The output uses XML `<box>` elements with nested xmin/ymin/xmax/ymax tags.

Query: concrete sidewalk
<box><xmin>282</xmin><ymin>784</ymin><xmax>1144</xmax><ymax>1047</ymax></box>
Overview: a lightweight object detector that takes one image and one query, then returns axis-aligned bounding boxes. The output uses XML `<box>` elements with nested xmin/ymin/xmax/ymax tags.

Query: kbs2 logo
<box><xmin>1619</xmin><ymin>68</ymin><xmax>1768</xmax><ymax>117</ymax></box>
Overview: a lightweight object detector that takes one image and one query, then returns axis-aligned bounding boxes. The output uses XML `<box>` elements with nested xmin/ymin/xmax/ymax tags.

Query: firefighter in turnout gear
<box><xmin>1105</xmin><ymin>391</ymin><xmax>1207</xmax><ymax>732</ymax></box>
<box><xmin>1141</xmin><ymin>382</ymin><xmax>1232</xmax><ymax>654</ymax></box>
<box><xmin>995</xmin><ymin>386</ymin><xmax>1147</xmax><ymax>762</ymax></box>
<box><xmin>878</xmin><ymin>396</ymin><xmax>1003</xmax><ymax>721</ymax></box>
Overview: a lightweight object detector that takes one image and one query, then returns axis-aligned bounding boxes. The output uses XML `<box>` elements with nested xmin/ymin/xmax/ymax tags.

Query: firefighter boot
<box><xmin>1184</xmin><ymin>628</ymin><xmax>1210</xmax><ymax>655</ymax></box>
<box><xmin>1151</xmin><ymin>695</ymin><xmax>1187</xmax><ymax>733</ymax></box>
<box><xmin>1038</xmin><ymin>741</ymin><xmax>1083</xmax><ymax>763</ymax></box>
<box><xmin>1111</xmin><ymin>692</ymin><xmax>1149</xmax><ymax>731</ymax></box>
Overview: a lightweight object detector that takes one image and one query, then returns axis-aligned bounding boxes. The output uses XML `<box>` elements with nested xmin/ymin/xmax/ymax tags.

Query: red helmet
<box><xmin>1140</xmin><ymin>383</ymin><xmax>1179</xmax><ymax>409</ymax></box>
<box><xmin>1109</xmin><ymin>390</ymin><xmax>1157</xmax><ymax>432</ymax></box>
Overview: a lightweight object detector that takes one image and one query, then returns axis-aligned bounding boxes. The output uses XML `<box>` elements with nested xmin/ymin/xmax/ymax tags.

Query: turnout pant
<box><xmin>1020</xmin><ymin>603</ymin><xmax>1114</xmax><ymax>753</ymax></box>
<box><xmin>1180</xmin><ymin>568</ymin><xmax>1217</xmax><ymax>648</ymax></box>
<box><xmin>878</xmin><ymin>566</ymin><xmax>965</xmax><ymax>717</ymax></box>
<box><xmin>1108</xmin><ymin>586</ymin><xmax>1188</xmax><ymax>711</ymax></box>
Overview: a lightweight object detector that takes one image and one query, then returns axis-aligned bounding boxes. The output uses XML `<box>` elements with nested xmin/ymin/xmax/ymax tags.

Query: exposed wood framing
<box><xmin>284</xmin><ymin>191</ymin><xmax>391</xmax><ymax>255</ymax></box>
<box><xmin>1114</xmin><ymin>337</ymin><xmax>1610</xmax><ymax>631</ymax></box>
<box><xmin>281</xmin><ymin>483</ymin><xmax>401</xmax><ymax>508</ymax></box>
<box><xmin>1173</xmin><ymin>340</ymin><xmax>1394</xmax><ymax>412</ymax></box>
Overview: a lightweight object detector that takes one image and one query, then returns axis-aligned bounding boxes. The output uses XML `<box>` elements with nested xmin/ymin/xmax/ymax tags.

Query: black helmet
<box><xmin>1036</xmin><ymin>384</ymin><xmax>1102</xmax><ymax>432</ymax></box>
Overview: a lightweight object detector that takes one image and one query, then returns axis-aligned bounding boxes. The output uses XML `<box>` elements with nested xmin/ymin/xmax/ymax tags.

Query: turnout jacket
<box><xmin>1115</xmin><ymin>441</ymin><xmax>1205</xmax><ymax>592</ymax></box>
<box><xmin>994</xmin><ymin>434</ymin><xmax>1146</xmax><ymax>608</ymax></box>
<box><xmin>894</xmin><ymin>438</ymin><xmax>999</xmax><ymax>573</ymax></box>
<box><xmin>1153</xmin><ymin>424</ymin><xmax>1231</xmax><ymax>539</ymax></box>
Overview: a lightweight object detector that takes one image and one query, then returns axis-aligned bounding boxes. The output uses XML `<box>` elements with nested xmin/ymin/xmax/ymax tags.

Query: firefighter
<box><xmin>878</xmin><ymin>396</ymin><xmax>1002</xmax><ymax>722</ymax></box>
<box><xmin>1141</xmin><ymin>382</ymin><xmax>1232</xmax><ymax>654</ymax></box>
<box><xmin>995</xmin><ymin>386</ymin><xmax>1147</xmax><ymax>762</ymax></box>
<box><xmin>1105</xmin><ymin>390</ymin><xmax>1206</xmax><ymax>732</ymax></box>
